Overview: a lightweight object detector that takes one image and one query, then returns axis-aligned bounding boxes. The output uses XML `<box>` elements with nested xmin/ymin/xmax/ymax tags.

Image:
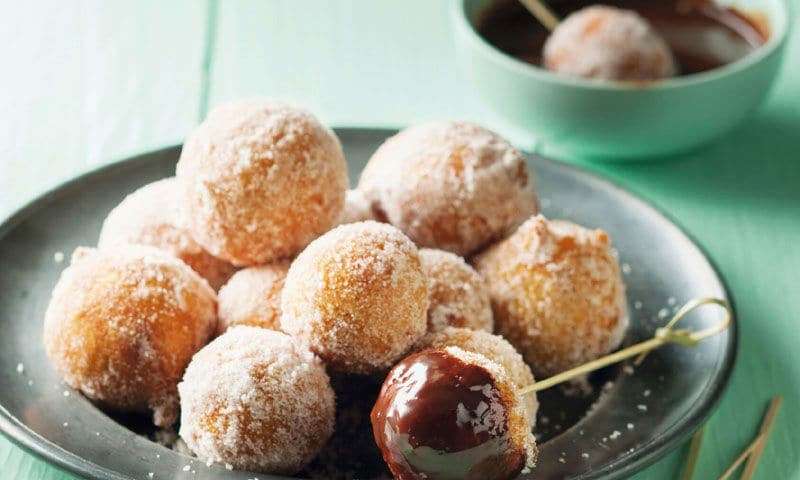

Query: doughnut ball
<box><xmin>414</xmin><ymin>327</ymin><xmax>538</xmax><ymax>425</ymax></box>
<box><xmin>176</xmin><ymin>99</ymin><xmax>349</xmax><ymax>266</ymax></box>
<box><xmin>474</xmin><ymin>215</ymin><xmax>628</xmax><ymax>377</ymax></box>
<box><xmin>371</xmin><ymin>347</ymin><xmax>537</xmax><ymax>480</ymax></box>
<box><xmin>420</xmin><ymin>248</ymin><xmax>493</xmax><ymax>333</ymax></box>
<box><xmin>216</xmin><ymin>261</ymin><xmax>290</xmax><ymax>335</ymax></box>
<box><xmin>178</xmin><ymin>327</ymin><xmax>335</xmax><ymax>474</ymax></box>
<box><xmin>280</xmin><ymin>221</ymin><xmax>428</xmax><ymax>374</ymax></box>
<box><xmin>43</xmin><ymin>245</ymin><xmax>217</xmax><ymax>426</ymax></box>
<box><xmin>543</xmin><ymin>5</ymin><xmax>676</xmax><ymax>81</ymax></box>
<box><xmin>337</xmin><ymin>189</ymin><xmax>382</xmax><ymax>226</ymax></box>
<box><xmin>98</xmin><ymin>177</ymin><xmax>236</xmax><ymax>290</ymax></box>
<box><xmin>358</xmin><ymin>122</ymin><xmax>538</xmax><ymax>256</ymax></box>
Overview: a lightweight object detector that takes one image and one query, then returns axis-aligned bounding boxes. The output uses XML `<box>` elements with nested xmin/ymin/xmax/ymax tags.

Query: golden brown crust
<box><xmin>216</xmin><ymin>261</ymin><xmax>290</xmax><ymax>335</ymax></box>
<box><xmin>280</xmin><ymin>221</ymin><xmax>428</xmax><ymax>374</ymax></box>
<box><xmin>43</xmin><ymin>246</ymin><xmax>217</xmax><ymax>426</ymax></box>
<box><xmin>474</xmin><ymin>215</ymin><xmax>628</xmax><ymax>377</ymax></box>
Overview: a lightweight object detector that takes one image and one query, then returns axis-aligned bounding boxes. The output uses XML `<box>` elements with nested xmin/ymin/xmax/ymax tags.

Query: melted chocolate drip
<box><xmin>371</xmin><ymin>349</ymin><xmax>524</xmax><ymax>480</ymax></box>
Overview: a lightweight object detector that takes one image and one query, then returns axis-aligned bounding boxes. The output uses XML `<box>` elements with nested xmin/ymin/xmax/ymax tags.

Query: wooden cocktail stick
<box><xmin>682</xmin><ymin>426</ymin><xmax>706</xmax><ymax>480</ymax></box>
<box><xmin>519</xmin><ymin>297</ymin><xmax>732</xmax><ymax>396</ymax></box>
<box><xmin>740</xmin><ymin>396</ymin><xmax>783</xmax><ymax>479</ymax></box>
<box><xmin>718</xmin><ymin>434</ymin><xmax>767</xmax><ymax>480</ymax></box>
<box><xmin>518</xmin><ymin>0</ymin><xmax>560</xmax><ymax>32</ymax></box>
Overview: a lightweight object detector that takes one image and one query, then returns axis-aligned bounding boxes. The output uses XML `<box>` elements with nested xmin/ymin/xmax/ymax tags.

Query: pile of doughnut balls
<box><xmin>43</xmin><ymin>99</ymin><xmax>628</xmax><ymax>477</ymax></box>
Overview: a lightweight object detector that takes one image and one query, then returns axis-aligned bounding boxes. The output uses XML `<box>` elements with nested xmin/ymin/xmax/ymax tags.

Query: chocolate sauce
<box><xmin>371</xmin><ymin>349</ymin><xmax>524</xmax><ymax>480</ymax></box>
<box><xmin>478</xmin><ymin>0</ymin><xmax>769</xmax><ymax>75</ymax></box>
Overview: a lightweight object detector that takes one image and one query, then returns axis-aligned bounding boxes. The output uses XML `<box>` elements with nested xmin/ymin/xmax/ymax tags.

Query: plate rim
<box><xmin>0</xmin><ymin>128</ymin><xmax>738</xmax><ymax>480</ymax></box>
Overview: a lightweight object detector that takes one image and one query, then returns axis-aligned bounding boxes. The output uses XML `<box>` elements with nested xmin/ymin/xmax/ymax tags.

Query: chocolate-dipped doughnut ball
<box><xmin>43</xmin><ymin>246</ymin><xmax>217</xmax><ymax>426</ymax></box>
<box><xmin>371</xmin><ymin>347</ymin><xmax>536</xmax><ymax>480</ymax></box>
<box><xmin>544</xmin><ymin>5</ymin><xmax>676</xmax><ymax>81</ymax></box>
<box><xmin>216</xmin><ymin>261</ymin><xmax>290</xmax><ymax>334</ymax></box>
<box><xmin>179</xmin><ymin>326</ymin><xmax>335</xmax><ymax>474</ymax></box>
<box><xmin>176</xmin><ymin>99</ymin><xmax>349</xmax><ymax>266</ymax></box>
<box><xmin>280</xmin><ymin>221</ymin><xmax>428</xmax><ymax>374</ymax></box>
<box><xmin>420</xmin><ymin>248</ymin><xmax>493</xmax><ymax>333</ymax></box>
<box><xmin>414</xmin><ymin>327</ymin><xmax>538</xmax><ymax>425</ymax></box>
<box><xmin>358</xmin><ymin>122</ymin><xmax>538</xmax><ymax>256</ymax></box>
<box><xmin>474</xmin><ymin>215</ymin><xmax>628</xmax><ymax>377</ymax></box>
<box><xmin>98</xmin><ymin>177</ymin><xmax>236</xmax><ymax>290</ymax></box>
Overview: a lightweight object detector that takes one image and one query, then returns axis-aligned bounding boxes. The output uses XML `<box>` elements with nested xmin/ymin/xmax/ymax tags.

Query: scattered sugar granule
<box><xmin>558</xmin><ymin>457</ymin><xmax>566</xmax><ymax>464</ymax></box>
<box><xmin>634</xmin><ymin>300</ymin><xmax>643</xmax><ymax>310</ymax></box>
<box><xmin>148</xmin><ymin>474</ymin><xmax>154</xmax><ymax>479</ymax></box>
<box><xmin>658</xmin><ymin>308</ymin><xmax>669</xmax><ymax>319</ymax></box>
<box><xmin>54</xmin><ymin>251</ymin><xmax>65</xmax><ymax>263</ymax></box>
<box><xmin>27</xmin><ymin>380</ymin><xmax>33</xmax><ymax>386</ymax></box>
<box><xmin>624</xmin><ymin>365</ymin><xmax>634</xmax><ymax>375</ymax></box>
<box><xmin>627</xmin><ymin>423</ymin><xmax>635</xmax><ymax>430</ymax></box>
<box><xmin>205</xmin><ymin>459</ymin><xmax>213</xmax><ymax>468</ymax></box>
<box><xmin>63</xmin><ymin>390</ymin><xmax>70</xmax><ymax>397</ymax></box>
<box><xmin>62</xmin><ymin>422</ymin><xmax>68</xmax><ymax>427</ymax></box>
<box><xmin>637</xmin><ymin>404</ymin><xmax>648</xmax><ymax>412</ymax></box>
<box><xmin>643</xmin><ymin>389</ymin><xmax>651</xmax><ymax>398</ymax></box>
<box><xmin>95</xmin><ymin>432</ymin><xmax>100</xmax><ymax>436</ymax></box>
<box><xmin>582</xmin><ymin>453</ymin><xmax>590</xmax><ymax>459</ymax></box>
<box><xmin>225</xmin><ymin>464</ymin><xmax>233</xmax><ymax>471</ymax></box>
<box><xmin>621</xmin><ymin>263</ymin><xmax>632</xmax><ymax>275</ymax></box>
<box><xmin>602</xmin><ymin>437</ymin><xmax>608</xmax><ymax>442</ymax></box>
<box><xmin>667</xmin><ymin>296</ymin><xmax>676</xmax><ymax>306</ymax></box>
<box><xmin>540</xmin><ymin>416</ymin><xmax>550</xmax><ymax>425</ymax></box>
<box><xmin>16</xmin><ymin>363</ymin><xmax>24</xmax><ymax>374</ymax></box>
<box><xmin>155</xmin><ymin>454</ymin><xmax>160</xmax><ymax>459</ymax></box>
<box><xmin>182</xmin><ymin>465</ymin><xmax>191</xmax><ymax>472</ymax></box>
<box><xmin>609</xmin><ymin>430</ymin><xmax>621</xmax><ymax>440</ymax></box>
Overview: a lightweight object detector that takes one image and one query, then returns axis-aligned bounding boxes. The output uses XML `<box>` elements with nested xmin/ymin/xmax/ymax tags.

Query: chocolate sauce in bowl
<box><xmin>371</xmin><ymin>349</ymin><xmax>524</xmax><ymax>480</ymax></box>
<box><xmin>478</xmin><ymin>0</ymin><xmax>769</xmax><ymax>75</ymax></box>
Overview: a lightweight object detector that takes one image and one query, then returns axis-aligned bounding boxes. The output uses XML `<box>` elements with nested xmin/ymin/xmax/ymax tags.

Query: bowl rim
<box><xmin>452</xmin><ymin>0</ymin><xmax>792</xmax><ymax>91</ymax></box>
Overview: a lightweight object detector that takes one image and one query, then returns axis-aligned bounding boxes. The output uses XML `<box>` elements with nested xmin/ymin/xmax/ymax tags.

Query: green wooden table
<box><xmin>1</xmin><ymin>1</ymin><xmax>798</xmax><ymax>479</ymax></box>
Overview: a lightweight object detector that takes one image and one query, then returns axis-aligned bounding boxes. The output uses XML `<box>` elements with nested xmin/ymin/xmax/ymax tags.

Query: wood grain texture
<box><xmin>1</xmin><ymin>1</ymin><xmax>799</xmax><ymax>479</ymax></box>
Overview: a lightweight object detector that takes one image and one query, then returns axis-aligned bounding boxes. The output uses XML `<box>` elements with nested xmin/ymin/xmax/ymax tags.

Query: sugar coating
<box><xmin>544</xmin><ymin>5</ymin><xmax>676</xmax><ymax>81</ymax></box>
<box><xmin>43</xmin><ymin>245</ymin><xmax>217</xmax><ymax>426</ymax></box>
<box><xmin>176</xmin><ymin>99</ymin><xmax>349</xmax><ymax>266</ymax></box>
<box><xmin>98</xmin><ymin>177</ymin><xmax>236</xmax><ymax>290</ymax></box>
<box><xmin>442</xmin><ymin>346</ymin><xmax>537</xmax><ymax>471</ymax></box>
<box><xmin>474</xmin><ymin>215</ymin><xmax>628</xmax><ymax>377</ymax></box>
<box><xmin>280</xmin><ymin>221</ymin><xmax>428</xmax><ymax>374</ymax></box>
<box><xmin>178</xmin><ymin>327</ymin><xmax>335</xmax><ymax>474</ymax></box>
<box><xmin>216</xmin><ymin>261</ymin><xmax>290</xmax><ymax>335</ymax></box>
<box><xmin>420</xmin><ymin>248</ymin><xmax>493</xmax><ymax>333</ymax></box>
<box><xmin>358</xmin><ymin>122</ymin><xmax>538</xmax><ymax>256</ymax></box>
<box><xmin>414</xmin><ymin>327</ymin><xmax>538</xmax><ymax>426</ymax></box>
<box><xmin>336</xmin><ymin>189</ymin><xmax>381</xmax><ymax>226</ymax></box>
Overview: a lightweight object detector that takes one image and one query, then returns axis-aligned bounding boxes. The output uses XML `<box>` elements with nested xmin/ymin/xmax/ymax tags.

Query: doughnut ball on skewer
<box><xmin>216</xmin><ymin>261</ymin><xmax>290</xmax><ymax>334</ymax></box>
<box><xmin>176</xmin><ymin>99</ymin><xmax>349</xmax><ymax>266</ymax></box>
<box><xmin>413</xmin><ymin>327</ymin><xmax>538</xmax><ymax>425</ymax></box>
<box><xmin>474</xmin><ymin>215</ymin><xmax>628</xmax><ymax>377</ymax></box>
<box><xmin>419</xmin><ymin>248</ymin><xmax>493</xmax><ymax>333</ymax></box>
<box><xmin>178</xmin><ymin>327</ymin><xmax>335</xmax><ymax>474</ymax></box>
<box><xmin>98</xmin><ymin>177</ymin><xmax>236</xmax><ymax>290</ymax></box>
<box><xmin>544</xmin><ymin>5</ymin><xmax>676</xmax><ymax>81</ymax></box>
<box><xmin>358</xmin><ymin>122</ymin><xmax>538</xmax><ymax>256</ymax></box>
<box><xmin>371</xmin><ymin>347</ymin><xmax>537</xmax><ymax>480</ymax></box>
<box><xmin>43</xmin><ymin>245</ymin><xmax>217</xmax><ymax>426</ymax></box>
<box><xmin>280</xmin><ymin>221</ymin><xmax>428</xmax><ymax>374</ymax></box>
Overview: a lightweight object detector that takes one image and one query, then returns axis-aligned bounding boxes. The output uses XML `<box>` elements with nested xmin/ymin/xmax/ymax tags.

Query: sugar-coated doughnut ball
<box><xmin>371</xmin><ymin>347</ymin><xmax>537</xmax><ymax>480</ymax></box>
<box><xmin>474</xmin><ymin>215</ymin><xmax>628</xmax><ymax>377</ymax></box>
<box><xmin>179</xmin><ymin>327</ymin><xmax>335</xmax><ymax>474</ymax></box>
<box><xmin>216</xmin><ymin>261</ymin><xmax>290</xmax><ymax>335</ymax></box>
<box><xmin>98</xmin><ymin>177</ymin><xmax>236</xmax><ymax>290</ymax></box>
<box><xmin>543</xmin><ymin>6</ymin><xmax>676</xmax><ymax>81</ymax></box>
<box><xmin>280</xmin><ymin>221</ymin><xmax>428</xmax><ymax>374</ymax></box>
<box><xmin>176</xmin><ymin>99</ymin><xmax>349</xmax><ymax>266</ymax></box>
<box><xmin>358</xmin><ymin>122</ymin><xmax>538</xmax><ymax>256</ymax></box>
<box><xmin>420</xmin><ymin>248</ymin><xmax>493</xmax><ymax>333</ymax></box>
<box><xmin>337</xmin><ymin>189</ymin><xmax>382</xmax><ymax>226</ymax></box>
<box><xmin>414</xmin><ymin>327</ymin><xmax>538</xmax><ymax>425</ymax></box>
<box><xmin>43</xmin><ymin>246</ymin><xmax>217</xmax><ymax>426</ymax></box>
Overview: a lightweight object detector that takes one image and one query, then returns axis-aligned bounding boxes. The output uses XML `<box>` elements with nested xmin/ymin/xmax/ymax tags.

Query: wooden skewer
<box><xmin>518</xmin><ymin>0</ymin><xmax>560</xmax><ymax>32</ymax></box>
<box><xmin>741</xmin><ymin>396</ymin><xmax>783</xmax><ymax>479</ymax></box>
<box><xmin>718</xmin><ymin>434</ymin><xmax>766</xmax><ymax>480</ymax></box>
<box><xmin>682</xmin><ymin>426</ymin><xmax>706</xmax><ymax>480</ymax></box>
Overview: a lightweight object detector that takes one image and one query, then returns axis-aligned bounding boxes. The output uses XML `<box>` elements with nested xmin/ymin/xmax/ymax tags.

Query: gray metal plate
<box><xmin>0</xmin><ymin>128</ymin><xmax>735</xmax><ymax>479</ymax></box>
